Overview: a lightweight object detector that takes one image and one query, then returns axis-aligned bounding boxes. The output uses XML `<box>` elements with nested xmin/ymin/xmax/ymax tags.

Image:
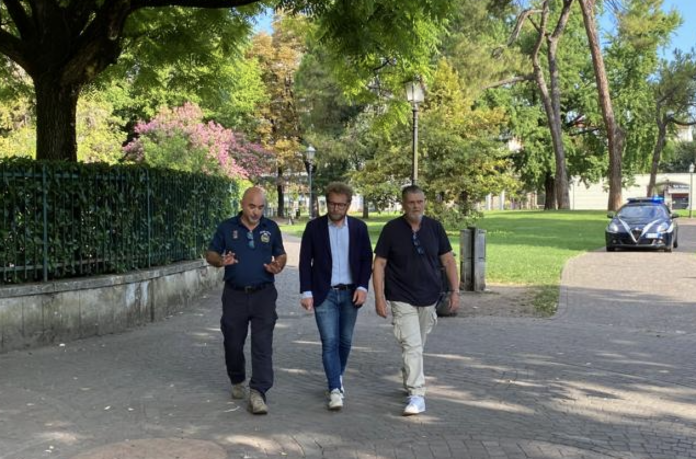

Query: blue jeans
<box><xmin>314</xmin><ymin>289</ymin><xmax>359</xmax><ymax>391</ymax></box>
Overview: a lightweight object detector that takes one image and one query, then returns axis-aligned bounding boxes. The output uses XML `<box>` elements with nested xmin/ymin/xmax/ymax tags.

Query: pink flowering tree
<box><xmin>123</xmin><ymin>103</ymin><xmax>272</xmax><ymax>179</ymax></box>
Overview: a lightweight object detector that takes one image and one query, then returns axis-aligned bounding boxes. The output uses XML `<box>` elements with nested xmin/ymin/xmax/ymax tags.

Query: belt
<box><xmin>228</xmin><ymin>283</ymin><xmax>271</xmax><ymax>293</ymax></box>
<box><xmin>331</xmin><ymin>284</ymin><xmax>355</xmax><ymax>291</ymax></box>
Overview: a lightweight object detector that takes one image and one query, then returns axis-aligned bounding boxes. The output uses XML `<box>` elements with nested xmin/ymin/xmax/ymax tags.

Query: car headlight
<box><xmin>607</xmin><ymin>221</ymin><xmax>621</xmax><ymax>233</ymax></box>
<box><xmin>654</xmin><ymin>222</ymin><xmax>670</xmax><ymax>232</ymax></box>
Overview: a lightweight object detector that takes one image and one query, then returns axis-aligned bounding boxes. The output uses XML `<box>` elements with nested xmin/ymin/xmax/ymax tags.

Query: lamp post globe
<box><xmin>405</xmin><ymin>79</ymin><xmax>424</xmax><ymax>185</ymax></box>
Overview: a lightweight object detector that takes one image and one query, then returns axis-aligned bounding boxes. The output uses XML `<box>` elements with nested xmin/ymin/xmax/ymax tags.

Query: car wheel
<box><xmin>606</xmin><ymin>246</ymin><xmax>616</xmax><ymax>252</ymax></box>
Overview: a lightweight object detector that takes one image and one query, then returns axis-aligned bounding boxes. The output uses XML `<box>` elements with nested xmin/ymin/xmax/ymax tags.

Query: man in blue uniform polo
<box><xmin>206</xmin><ymin>186</ymin><xmax>287</xmax><ymax>415</ymax></box>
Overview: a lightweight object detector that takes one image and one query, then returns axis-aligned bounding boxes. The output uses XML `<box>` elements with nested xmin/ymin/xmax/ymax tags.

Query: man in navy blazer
<box><xmin>299</xmin><ymin>182</ymin><xmax>373</xmax><ymax>410</ymax></box>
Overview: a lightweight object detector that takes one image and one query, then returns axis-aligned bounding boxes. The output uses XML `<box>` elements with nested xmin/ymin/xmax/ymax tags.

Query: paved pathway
<box><xmin>1</xmin><ymin>221</ymin><xmax>695</xmax><ymax>459</ymax></box>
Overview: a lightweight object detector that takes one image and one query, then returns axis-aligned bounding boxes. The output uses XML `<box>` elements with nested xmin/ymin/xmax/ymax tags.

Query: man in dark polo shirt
<box><xmin>206</xmin><ymin>186</ymin><xmax>287</xmax><ymax>415</ymax></box>
<box><xmin>373</xmin><ymin>185</ymin><xmax>459</xmax><ymax>416</ymax></box>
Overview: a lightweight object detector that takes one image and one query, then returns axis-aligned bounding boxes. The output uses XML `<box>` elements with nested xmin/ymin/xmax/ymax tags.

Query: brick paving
<box><xmin>1</xmin><ymin>221</ymin><xmax>695</xmax><ymax>459</ymax></box>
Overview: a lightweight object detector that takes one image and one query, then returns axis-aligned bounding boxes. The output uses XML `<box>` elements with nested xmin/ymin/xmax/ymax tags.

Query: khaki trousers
<box><xmin>389</xmin><ymin>301</ymin><xmax>437</xmax><ymax>397</ymax></box>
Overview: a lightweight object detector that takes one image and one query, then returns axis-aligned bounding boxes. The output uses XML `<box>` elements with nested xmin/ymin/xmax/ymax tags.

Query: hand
<box><xmin>222</xmin><ymin>251</ymin><xmax>237</xmax><ymax>266</ymax></box>
<box><xmin>300</xmin><ymin>297</ymin><xmax>314</xmax><ymax>312</ymax></box>
<box><xmin>264</xmin><ymin>260</ymin><xmax>283</xmax><ymax>274</ymax></box>
<box><xmin>353</xmin><ymin>289</ymin><xmax>367</xmax><ymax>307</ymax></box>
<box><xmin>448</xmin><ymin>291</ymin><xmax>460</xmax><ymax>314</ymax></box>
<box><xmin>375</xmin><ymin>297</ymin><xmax>389</xmax><ymax>318</ymax></box>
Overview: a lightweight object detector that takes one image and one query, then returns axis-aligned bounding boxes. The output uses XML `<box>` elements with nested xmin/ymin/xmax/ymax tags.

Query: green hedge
<box><xmin>0</xmin><ymin>158</ymin><xmax>238</xmax><ymax>285</ymax></box>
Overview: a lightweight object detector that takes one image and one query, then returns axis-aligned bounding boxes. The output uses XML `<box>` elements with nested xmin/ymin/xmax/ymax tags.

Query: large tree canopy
<box><xmin>0</xmin><ymin>0</ymin><xmax>453</xmax><ymax>161</ymax></box>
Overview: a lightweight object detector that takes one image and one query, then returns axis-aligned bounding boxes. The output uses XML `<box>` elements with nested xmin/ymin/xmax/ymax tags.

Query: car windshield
<box><xmin>617</xmin><ymin>205</ymin><xmax>667</xmax><ymax>219</ymax></box>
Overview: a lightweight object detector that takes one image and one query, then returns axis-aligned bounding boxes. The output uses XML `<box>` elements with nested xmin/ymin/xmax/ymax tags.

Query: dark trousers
<box><xmin>220</xmin><ymin>283</ymin><xmax>278</xmax><ymax>398</ymax></box>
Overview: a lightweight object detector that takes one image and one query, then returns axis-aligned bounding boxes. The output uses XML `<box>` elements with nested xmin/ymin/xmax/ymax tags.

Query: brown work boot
<box><xmin>248</xmin><ymin>389</ymin><xmax>268</xmax><ymax>415</ymax></box>
<box><xmin>231</xmin><ymin>382</ymin><xmax>246</xmax><ymax>400</ymax></box>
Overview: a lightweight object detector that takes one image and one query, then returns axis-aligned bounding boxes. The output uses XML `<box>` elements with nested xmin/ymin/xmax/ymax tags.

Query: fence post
<box><xmin>42</xmin><ymin>165</ymin><xmax>48</xmax><ymax>282</ymax></box>
<box><xmin>146</xmin><ymin>169</ymin><xmax>151</xmax><ymax>267</ymax></box>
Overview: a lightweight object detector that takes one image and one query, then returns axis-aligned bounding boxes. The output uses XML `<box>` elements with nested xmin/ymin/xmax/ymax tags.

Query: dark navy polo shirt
<box><xmin>374</xmin><ymin>215</ymin><xmax>452</xmax><ymax>306</ymax></box>
<box><xmin>208</xmin><ymin>214</ymin><xmax>286</xmax><ymax>286</ymax></box>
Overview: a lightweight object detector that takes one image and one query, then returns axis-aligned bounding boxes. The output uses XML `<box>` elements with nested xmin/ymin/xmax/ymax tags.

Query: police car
<box><xmin>605</xmin><ymin>197</ymin><xmax>679</xmax><ymax>252</ymax></box>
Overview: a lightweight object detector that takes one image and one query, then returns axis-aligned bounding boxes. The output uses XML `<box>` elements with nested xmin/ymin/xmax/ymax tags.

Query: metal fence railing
<box><xmin>0</xmin><ymin>159</ymin><xmax>237</xmax><ymax>285</ymax></box>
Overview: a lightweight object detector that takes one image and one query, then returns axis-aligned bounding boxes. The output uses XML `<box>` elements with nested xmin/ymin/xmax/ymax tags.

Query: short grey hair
<box><xmin>401</xmin><ymin>184</ymin><xmax>424</xmax><ymax>201</ymax></box>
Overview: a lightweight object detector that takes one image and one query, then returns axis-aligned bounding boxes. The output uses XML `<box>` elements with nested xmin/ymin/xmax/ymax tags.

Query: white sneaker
<box><xmin>403</xmin><ymin>395</ymin><xmax>425</xmax><ymax>416</ymax></box>
<box><xmin>328</xmin><ymin>388</ymin><xmax>344</xmax><ymax>411</ymax></box>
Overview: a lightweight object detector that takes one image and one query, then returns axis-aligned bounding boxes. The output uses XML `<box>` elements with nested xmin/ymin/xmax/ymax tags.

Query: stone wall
<box><xmin>0</xmin><ymin>261</ymin><xmax>222</xmax><ymax>353</ymax></box>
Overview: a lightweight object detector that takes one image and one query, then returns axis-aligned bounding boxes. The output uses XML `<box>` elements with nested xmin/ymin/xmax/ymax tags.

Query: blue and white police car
<box><xmin>605</xmin><ymin>197</ymin><xmax>679</xmax><ymax>252</ymax></box>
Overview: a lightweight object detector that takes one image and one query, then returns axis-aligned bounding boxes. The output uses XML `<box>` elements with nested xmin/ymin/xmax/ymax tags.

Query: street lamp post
<box><xmin>306</xmin><ymin>145</ymin><xmax>316</xmax><ymax>219</ymax></box>
<box><xmin>405</xmin><ymin>79</ymin><xmax>425</xmax><ymax>185</ymax></box>
<box><xmin>689</xmin><ymin>162</ymin><xmax>694</xmax><ymax>218</ymax></box>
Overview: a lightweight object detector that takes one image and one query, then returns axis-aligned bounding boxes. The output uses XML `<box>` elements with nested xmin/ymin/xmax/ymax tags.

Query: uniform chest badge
<box><xmin>260</xmin><ymin>230</ymin><xmax>271</xmax><ymax>243</ymax></box>
<box><xmin>232</xmin><ymin>230</ymin><xmax>238</xmax><ymax>239</ymax></box>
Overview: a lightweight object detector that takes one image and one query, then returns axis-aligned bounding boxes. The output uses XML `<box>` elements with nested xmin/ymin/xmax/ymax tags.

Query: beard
<box><xmin>328</xmin><ymin>212</ymin><xmax>345</xmax><ymax>222</ymax></box>
<box><xmin>405</xmin><ymin>211</ymin><xmax>423</xmax><ymax>223</ymax></box>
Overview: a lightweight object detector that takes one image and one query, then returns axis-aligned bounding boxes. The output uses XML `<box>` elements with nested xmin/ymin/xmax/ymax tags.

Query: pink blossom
<box><xmin>123</xmin><ymin>102</ymin><xmax>273</xmax><ymax>179</ymax></box>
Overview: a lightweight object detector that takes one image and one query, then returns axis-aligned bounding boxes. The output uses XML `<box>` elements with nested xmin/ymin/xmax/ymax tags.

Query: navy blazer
<box><xmin>299</xmin><ymin>215</ymin><xmax>373</xmax><ymax>307</ymax></box>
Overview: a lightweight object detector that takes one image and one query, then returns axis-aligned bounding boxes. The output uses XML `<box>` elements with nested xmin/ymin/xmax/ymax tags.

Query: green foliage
<box><xmin>605</xmin><ymin>0</ymin><xmax>681</xmax><ymax>174</ymax></box>
<box><xmin>295</xmin><ymin>38</ymin><xmax>365</xmax><ymax>138</ymax></box>
<box><xmin>484</xmin><ymin>1</ymin><xmax>609</xmax><ymax>192</ymax></box>
<box><xmin>616</xmin><ymin>0</ymin><xmax>682</xmax><ymax>51</ymax></box>
<box><xmin>0</xmin><ymin>157</ymin><xmax>237</xmax><ymax>285</ymax></box>
<box><xmin>112</xmin><ymin>5</ymin><xmax>259</xmax><ymax>95</ymax></box>
<box><xmin>422</xmin><ymin>59</ymin><xmax>518</xmax><ymax>214</ymax></box>
<box><xmin>99</xmin><ymin>40</ymin><xmax>267</xmax><ymax>133</ymax></box>
<box><xmin>345</xmin><ymin>115</ymin><xmax>404</xmax><ymax>211</ymax></box>
<box><xmin>0</xmin><ymin>93</ymin><xmax>35</xmax><ymax>158</ymax></box>
<box><xmin>0</xmin><ymin>90</ymin><xmax>126</xmax><ymax>163</ymax></box>
<box><xmin>1</xmin><ymin>1</ymin><xmax>459</xmax><ymax>162</ymax></box>
<box><xmin>312</xmin><ymin>0</ymin><xmax>455</xmax><ymax>101</ymax></box>
<box><xmin>76</xmin><ymin>91</ymin><xmax>128</xmax><ymax>164</ymax></box>
<box><xmin>250</xmin><ymin>14</ymin><xmax>307</xmax><ymax>176</ymax></box>
<box><xmin>0</xmin><ymin>56</ymin><xmax>33</xmax><ymax>105</ymax></box>
<box><xmin>442</xmin><ymin>0</ymin><xmax>526</xmax><ymax>95</ymax></box>
<box><xmin>352</xmin><ymin>57</ymin><xmax>519</xmax><ymax>217</ymax></box>
<box><xmin>1</xmin><ymin>86</ymin><xmax>132</xmax><ymax>163</ymax></box>
<box><xmin>661</xmin><ymin>140</ymin><xmax>696</xmax><ymax>172</ymax></box>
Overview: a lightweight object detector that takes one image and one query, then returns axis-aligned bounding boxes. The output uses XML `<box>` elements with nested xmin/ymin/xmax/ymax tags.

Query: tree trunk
<box><xmin>579</xmin><ymin>0</ymin><xmax>624</xmax><ymax>211</ymax></box>
<box><xmin>530</xmin><ymin>0</ymin><xmax>571</xmax><ymax>210</ymax></box>
<box><xmin>547</xmin><ymin>1</ymin><xmax>573</xmax><ymax>209</ymax></box>
<box><xmin>276</xmin><ymin>167</ymin><xmax>285</xmax><ymax>218</ymax></box>
<box><xmin>647</xmin><ymin>114</ymin><xmax>667</xmax><ymax>196</ymax></box>
<box><xmin>34</xmin><ymin>75</ymin><xmax>81</xmax><ymax>162</ymax></box>
<box><xmin>544</xmin><ymin>173</ymin><xmax>557</xmax><ymax>210</ymax></box>
<box><xmin>362</xmin><ymin>199</ymin><xmax>369</xmax><ymax>219</ymax></box>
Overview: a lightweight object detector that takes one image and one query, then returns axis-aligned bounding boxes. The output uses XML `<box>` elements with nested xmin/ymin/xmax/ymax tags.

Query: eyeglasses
<box><xmin>327</xmin><ymin>201</ymin><xmax>348</xmax><ymax>209</ymax></box>
<box><xmin>247</xmin><ymin>231</ymin><xmax>255</xmax><ymax>249</ymax></box>
<box><xmin>412</xmin><ymin>232</ymin><xmax>424</xmax><ymax>255</ymax></box>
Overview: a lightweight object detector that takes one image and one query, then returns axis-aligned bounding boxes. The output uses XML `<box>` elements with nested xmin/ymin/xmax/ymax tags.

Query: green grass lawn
<box><xmin>280</xmin><ymin>210</ymin><xmax>609</xmax><ymax>315</ymax></box>
<box><xmin>468</xmin><ymin>210</ymin><xmax>608</xmax><ymax>284</ymax></box>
